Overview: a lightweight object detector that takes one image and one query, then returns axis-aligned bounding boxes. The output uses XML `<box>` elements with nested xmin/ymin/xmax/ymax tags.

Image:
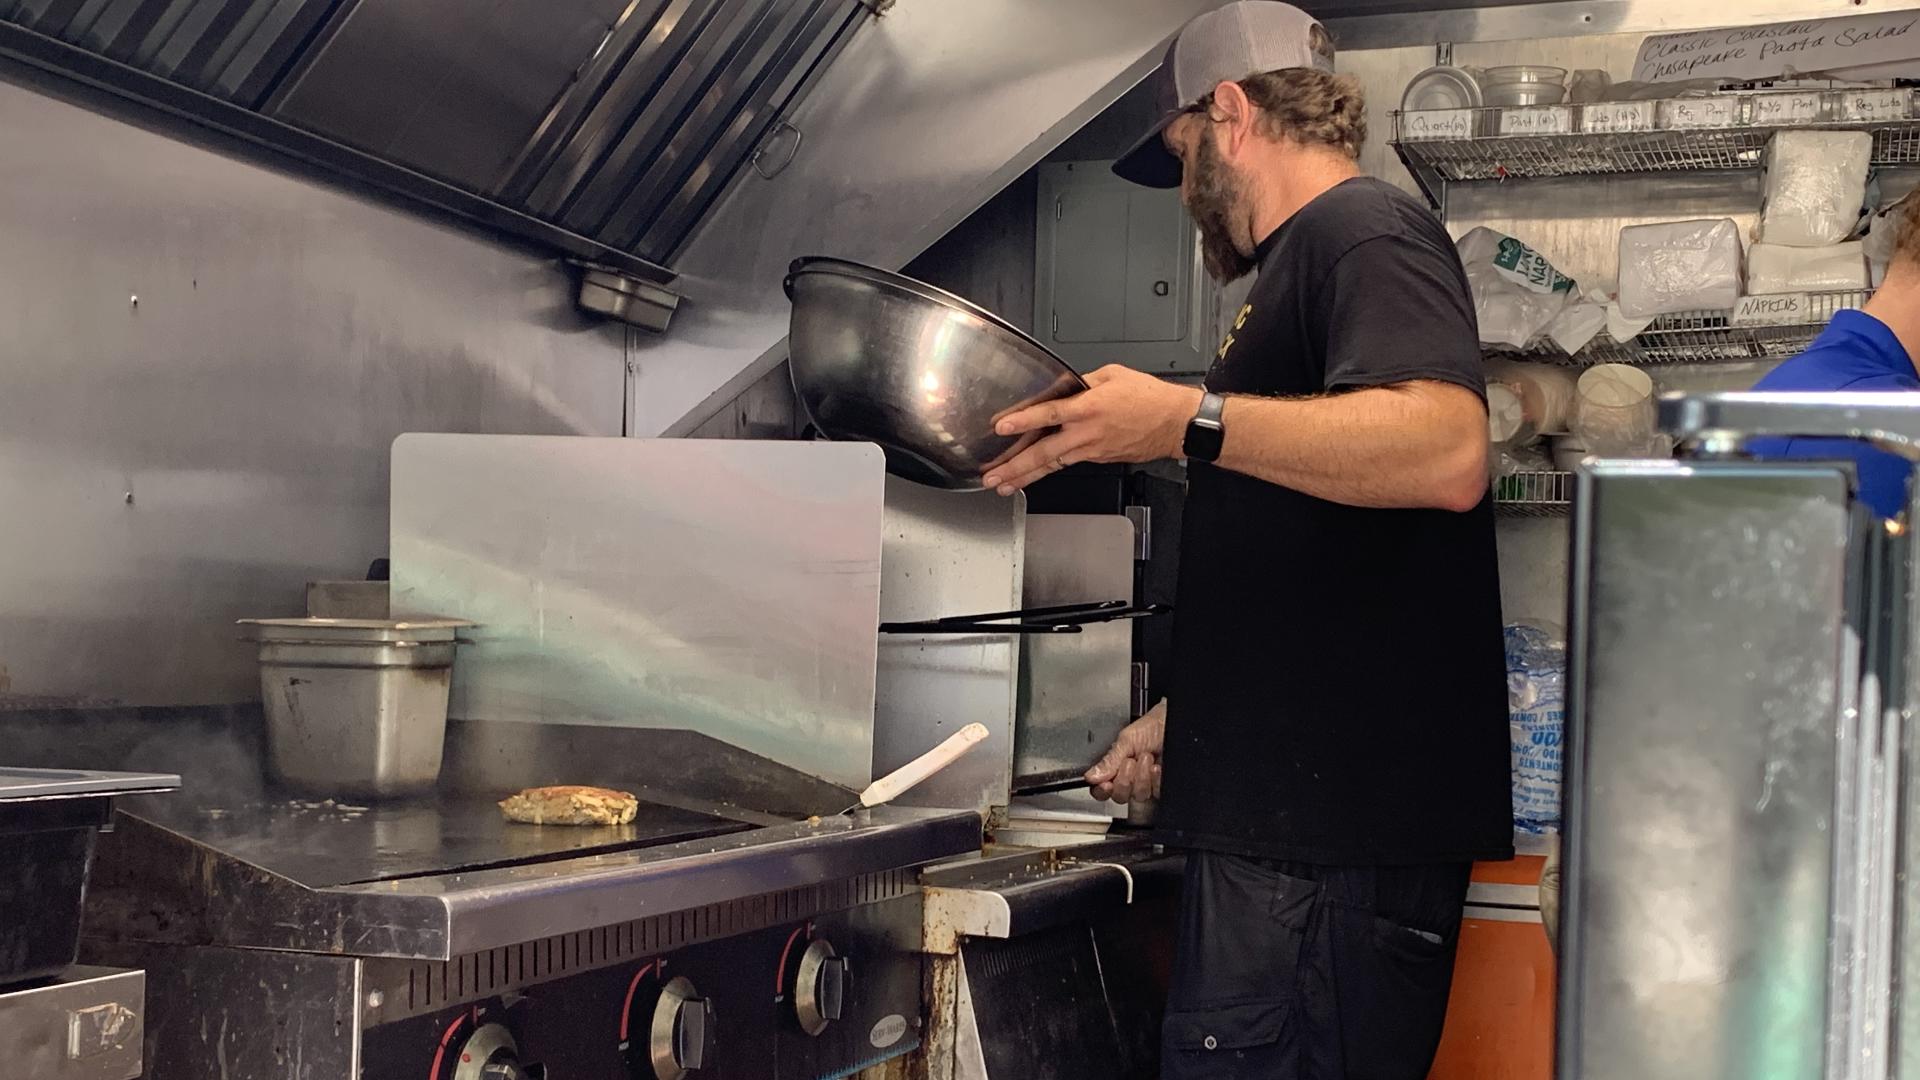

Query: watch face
<box><xmin>1184</xmin><ymin>421</ymin><xmax>1224</xmax><ymax>463</ymax></box>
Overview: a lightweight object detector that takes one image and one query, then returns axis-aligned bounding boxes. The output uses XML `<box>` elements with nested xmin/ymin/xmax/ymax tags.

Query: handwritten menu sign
<box><xmin>1634</xmin><ymin>12</ymin><xmax>1920</xmax><ymax>83</ymax></box>
<box><xmin>1750</xmin><ymin>92</ymin><xmax>1824</xmax><ymax>125</ymax></box>
<box><xmin>1581</xmin><ymin>101</ymin><xmax>1656</xmax><ymax>133</ymax></box>
<box><xmin>1497</xmin><ymin>106</ymin><xmax>1573</xmax><ymax>136</ymax></box>
<box><xmin>1840</xmin><ymin>89</ymin><xmax>1910</xmax><ymax>122</ymax></box>
<box><xmin>1732</xmin><ymin>293</ymin><xmax>1811</xmax><ymax>326</ymax></box>
<box><xmin>1400</xmin><ymin>109</ymin><xmax>1475</xmax><ymax>141</ymax></box>
<box><xmin>1663</xmin><ymin>97</ymin><xmax>1741</xmax><ymax>129</ymax></box>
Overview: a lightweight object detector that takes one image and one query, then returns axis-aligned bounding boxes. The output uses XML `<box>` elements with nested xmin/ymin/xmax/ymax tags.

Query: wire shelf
<box><xmin>1404</xmin><ymin>124</ymin><xmax>1773</xmax><ymax>182</ymax></box>
<box><xmin>1488</xmin><ymin>289</ymin><xmax>1869</xmax><ymax>367</ymax></box>
<box><xmin>1391</xmin><ymin>91</ymin><xmax>1920</xmax><ymax>202</ymax></box>
<box><xmin>1495</xmin><ymin>470</ymin><xmax>1572</xmax><ymax>516</ymax></box>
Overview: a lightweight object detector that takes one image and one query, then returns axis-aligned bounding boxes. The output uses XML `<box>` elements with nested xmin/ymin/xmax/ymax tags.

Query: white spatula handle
<box><xmin>858</xmin><ymin>723</ymin><xmax>990</xmax><ymax>809</ymax></box>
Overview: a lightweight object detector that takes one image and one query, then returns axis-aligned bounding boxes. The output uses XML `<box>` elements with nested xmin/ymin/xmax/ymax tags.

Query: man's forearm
<box><xmin>1212</xmin><ymin>381</ymin><xmax>1489</xmax><ymax>511</ymax></box>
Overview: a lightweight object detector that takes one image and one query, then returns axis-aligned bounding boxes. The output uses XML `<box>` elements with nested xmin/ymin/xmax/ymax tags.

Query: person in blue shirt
<box><xmin>1752</xmin><ymin>194</ymin><xmax>1920</xmax><ymax>518</ymax></box>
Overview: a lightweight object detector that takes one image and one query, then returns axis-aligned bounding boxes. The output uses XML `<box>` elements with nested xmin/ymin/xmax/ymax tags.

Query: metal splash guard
<box><xmin>390</xmin><ymin>435</ymin><xmax>885</xmax><ymax>790</ymax></box>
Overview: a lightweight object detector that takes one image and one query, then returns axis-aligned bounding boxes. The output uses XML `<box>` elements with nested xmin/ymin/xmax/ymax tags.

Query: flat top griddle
<box><xmin>0</xmin><ymin>708</ymin><xmax>840</xmax><ymax>891</ymax></box>
<box><xmin>3</xmin><ymin>707</ymin><xmax>984</xmax><ymax>961</ymax></box>
<box><xmin>125</xmin><ymin>789</ymin><xmax>752</xmax><ymax>889</ymax></box>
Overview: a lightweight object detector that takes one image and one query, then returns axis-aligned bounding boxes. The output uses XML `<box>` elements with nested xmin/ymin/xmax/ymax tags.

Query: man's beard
<box><xmin>1187</xmin><ymin>134</ymin><xmax>1256</xmax><ymax>284</ymax></box>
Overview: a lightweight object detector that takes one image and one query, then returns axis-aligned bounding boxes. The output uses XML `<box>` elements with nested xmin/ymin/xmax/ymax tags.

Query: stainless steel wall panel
<box><xmin>388</xmin><ymin>436</ymin><xmax>886</xmax><ymax>790</ymax></box>
<box><xmin>683</xmin><ymin>360</ymin><xmax>800</xmax><ymax>441</ymax></box>
<box><xmin>0</xmin><ymin>71</ymin><xmax>626</xmax><ymax>707</ymax></box>
<box><xmin>874</xmin><ymin>478</ymin><xmax>1024</xmax><ymax>812</ymax></box>
<box><xmin>1562</xmin><ymin>461</ymin><xmax>1856</xmax><ymax>1080</ymax></box>
<box><xmin>1014</xmin><ymin>516</ymin><xmax>1135</xmax><ymax>788</ymax></box>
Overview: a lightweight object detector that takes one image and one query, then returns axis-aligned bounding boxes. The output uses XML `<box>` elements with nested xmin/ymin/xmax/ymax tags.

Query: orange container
<box><xmin>1427</xmin><ymin>856</ymin><xmax>1556</xmax><ymax>1080</ymax></box>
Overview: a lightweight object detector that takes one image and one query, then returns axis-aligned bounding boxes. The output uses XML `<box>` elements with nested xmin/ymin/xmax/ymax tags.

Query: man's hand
<box><xmin>1085</xmin><ymin>700</ymin><xmax>1167</xmax><ymax>804</ymax></box>
<box><xmin>982</xmin><ymin>366</ymin><xmax>1201</xmax><ymax>495</ymax></box>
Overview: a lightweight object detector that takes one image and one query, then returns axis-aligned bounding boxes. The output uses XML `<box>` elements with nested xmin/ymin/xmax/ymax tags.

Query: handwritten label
<box><xmin>1732</xmin><ymin>292</ymin><xmax>1811</xmax><ymax>326</ymax></box>
<box><xmin>1581</xmin><ymin>101</ymin><xmax>1656</xmax><ymax>133</ymax></box>
<box><xmin>1841</xmin><ymin>89</ymin><xmax>1909</xmax><ymax>122</ymax></box>
<box><xmin>1400</xmin><ymin>109</ymin><xmax>1475</xmax><ymax>140</ymax></box>
<box><xmin>1663</xmin><ymin>96</ymin><xmax>1741</xmax><ymax>129</ymax></box>
<box><xmin>1634</xmin><ymin>12</ymin><xmax>1920</xmax><ymax>83</ymax></box>
<box><xmin>1497</xmin><ymin>106</ymin><xmax>1573</xmax><ymax>136</ymax></box>
<box><xmin>1751</xmin><ymin>92</ymin><xmax>1824</xmax><ymax>125</ymax></box>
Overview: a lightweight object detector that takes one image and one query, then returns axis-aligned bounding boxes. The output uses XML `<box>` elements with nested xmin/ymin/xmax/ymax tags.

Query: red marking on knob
<box><xmin>618</xmin><ymin>961</ymin><xmax>660</xmax><ymax>1042</ymax></box>
<box><xmin>776</xmin><ymin>926</ymin><xmax>809</xmax><ymax>996</ymax></box>
<box><xmin>428</xmin><ymin>1011</ymin><xmax>471</xmax><ymax>1080</ymax></box>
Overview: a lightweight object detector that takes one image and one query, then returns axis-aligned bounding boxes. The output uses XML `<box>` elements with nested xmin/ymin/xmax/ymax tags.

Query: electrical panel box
<box><xmin>1034</xmin><ymin>161</ymin><xmax>1218</xmax><ymax>375</ymax></box>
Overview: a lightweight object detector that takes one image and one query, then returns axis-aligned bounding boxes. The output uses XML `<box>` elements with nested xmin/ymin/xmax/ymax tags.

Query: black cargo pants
<box><xmin>1161</xmin><ymin>850</ymin><xmax>1470</xmax><ymax>1080</ymax></box>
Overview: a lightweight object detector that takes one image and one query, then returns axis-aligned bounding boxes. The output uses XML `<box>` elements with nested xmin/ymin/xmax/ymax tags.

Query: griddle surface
<box><xmin>127</xmin><ymin>790</ymin><xmax>752</xmax><ymax>889</ymax></box>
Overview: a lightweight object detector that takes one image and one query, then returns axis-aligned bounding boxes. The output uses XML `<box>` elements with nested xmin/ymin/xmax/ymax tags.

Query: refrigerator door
<box><xmin>1563</xmin><ymin>460</ymin><xmax>1863</xmax><ymax>1080</ymax></box>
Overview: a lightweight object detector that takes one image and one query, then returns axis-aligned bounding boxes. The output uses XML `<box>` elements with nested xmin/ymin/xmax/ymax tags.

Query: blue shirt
<box><xmin>1751</xmin><ymin>310</ymin><xmax>1920</xmax><ymax>519</ymax></box>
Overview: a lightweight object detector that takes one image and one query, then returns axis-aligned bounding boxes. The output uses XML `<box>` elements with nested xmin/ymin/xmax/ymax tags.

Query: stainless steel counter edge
<box><xmin>921</xmin><ymin>839</ymin><xmax>1177</xmax><ymax>951</ymax></box>
<box><xmin>92</xmin><ymin>806</ymin><xmax>980</xmax><ymax>961</ymax></box>
<box><xmin>342</xmin><ymin>807</ymin><xmax>984</xmax><ymax>959</ymax></box>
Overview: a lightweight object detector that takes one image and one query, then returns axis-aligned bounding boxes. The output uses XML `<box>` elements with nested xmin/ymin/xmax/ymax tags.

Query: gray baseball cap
<box><xmin>1113</xmin><ymin>1</ymin><xmax>1334</xmax><ymax>189</ymax></box>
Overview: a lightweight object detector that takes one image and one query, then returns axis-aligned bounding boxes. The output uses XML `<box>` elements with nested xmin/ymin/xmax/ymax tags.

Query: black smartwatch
<box><xmin>1183</xmin><ymin>391</ymin><xmax>1226</xmax><ymax>462</ymax></box>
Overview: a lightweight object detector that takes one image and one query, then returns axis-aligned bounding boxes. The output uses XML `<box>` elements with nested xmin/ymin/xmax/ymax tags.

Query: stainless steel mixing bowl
<box><xmin>784</xmin><ymin>257</ymin><xmax>1086</xmax><ymax>490</ymax></box>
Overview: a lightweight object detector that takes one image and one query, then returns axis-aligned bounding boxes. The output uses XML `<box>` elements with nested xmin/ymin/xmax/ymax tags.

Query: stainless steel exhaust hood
<box><xmin>0</xmin><ymin>0</ymin><xmax>875</xmax><ymax>317</ymax></box>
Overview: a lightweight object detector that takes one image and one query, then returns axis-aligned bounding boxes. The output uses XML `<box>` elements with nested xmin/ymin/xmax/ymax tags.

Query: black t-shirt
<box><xmin>1154</xmin><ymin>176</ymin><xmax>1513</xmax><ymax>865</ymax></box>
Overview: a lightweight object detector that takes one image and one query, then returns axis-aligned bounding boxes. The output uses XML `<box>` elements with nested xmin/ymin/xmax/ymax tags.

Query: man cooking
<box><xmin>983</xmin><ymin>4</ymin><xmax>1513</xmax><ymax>1077</ymax></box>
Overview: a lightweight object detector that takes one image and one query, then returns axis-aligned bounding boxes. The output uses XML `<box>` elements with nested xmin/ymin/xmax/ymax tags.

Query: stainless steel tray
<box><xmin>239</xmin><ymin>617</ymin><xmax>473</xmax><ymax>644</ymax></box>
<box><xmin>0</xmin><ymin>767</ymin><xmax>179</xmax><ymax>802</ymax></box>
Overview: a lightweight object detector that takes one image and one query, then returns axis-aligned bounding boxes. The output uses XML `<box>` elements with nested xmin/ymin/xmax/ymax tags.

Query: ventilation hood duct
<box><xmin>0</xmin><ymin>0</ymin><xmax>879</xmax><ymax>325</ymax></box>
<box><xmin>636</xmin><ymin>0</ymin><xmax>1229</xmax><ymax>435</ymax></box>
<box><xmin>1</xmin><ymin>0</ymin><xmax>1247</xmax><ymax>432</ymax></box>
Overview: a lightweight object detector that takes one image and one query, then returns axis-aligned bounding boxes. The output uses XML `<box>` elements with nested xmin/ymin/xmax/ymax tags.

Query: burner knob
<box><xmin>452</xmin><ymin>1023</ymin><xmax>543</xmax><ymax>1080</ymax></box>
<box><xmin>793</xmin><ymin>939</ymin><xmax>849</xmax><ymax>1036</ymax></box>
<box><xmin>649</xmin><ymin>976</ymin><xmax>716</xmax><ymax>1080</ymax></box>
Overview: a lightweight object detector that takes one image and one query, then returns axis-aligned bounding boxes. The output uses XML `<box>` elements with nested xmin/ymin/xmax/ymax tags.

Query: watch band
<box><xmin>1183</xmin><ymin>391</ymin><xmax>1227</xmax><ymax>463</ymax></box>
